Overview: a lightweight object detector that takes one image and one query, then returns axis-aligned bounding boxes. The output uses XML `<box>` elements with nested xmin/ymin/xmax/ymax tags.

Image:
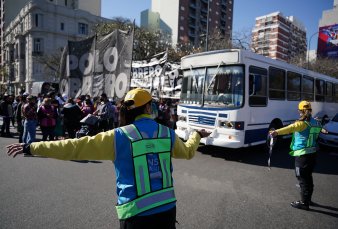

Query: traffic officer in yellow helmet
<box><xmin>6</xmin><ymin>88</ymin><xmax>210</xmax><ymax>229</ymax></box>
<box><xmin>270</xmin><ymin>101</ymin><xmax>321</xmax><ymax>210</ymax></box>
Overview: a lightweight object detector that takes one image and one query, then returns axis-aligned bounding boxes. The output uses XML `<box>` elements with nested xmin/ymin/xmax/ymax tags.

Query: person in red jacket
<box><xmin>37</xmin><ymin>98</ymin><xmax>57</xmax><ymax>141</ymax></box>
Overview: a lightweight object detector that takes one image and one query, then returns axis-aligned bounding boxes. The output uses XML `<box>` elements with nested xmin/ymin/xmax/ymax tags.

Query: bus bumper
<box><xmin>200</xmin><ymin>136</ymin><xmax>242</xmax><ymax>148</ymax></box>
<box><xmin>175</xmin><ymin>127</ymin><xmax>244</xmax><ymax>148</ymax></box>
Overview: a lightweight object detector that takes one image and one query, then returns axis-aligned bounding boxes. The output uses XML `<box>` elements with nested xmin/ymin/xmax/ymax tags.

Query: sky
<box><xmin>101</xmin><ymin>0</ymin><xmax>334</xmax><ymax>50</ymax></box>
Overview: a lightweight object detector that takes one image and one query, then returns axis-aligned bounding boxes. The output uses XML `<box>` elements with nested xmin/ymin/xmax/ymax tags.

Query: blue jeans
<box><xmin>23</xmin><ymin>120</ymin><xmax>37</xmax><ymax>144</ymax></box>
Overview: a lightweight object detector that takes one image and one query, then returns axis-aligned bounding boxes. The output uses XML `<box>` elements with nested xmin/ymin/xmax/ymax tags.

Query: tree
<box><xmin>93</xmin><ymin>17</ymin><xmax>172</xmax><ymax>61</ymax></box>
<box><xmin>34</xmin><ymin>50</ymin><xmax>63</xmax><ymax>82</ymax></box>
<box><xmin>310</xmin><ymin>57</ymin><xmax>338</xmax><ymax>78</ymax></box>
<box><xmin>289</xmin><ymin>53</ymin><xmax>338</xmax><ymax>79</ymax></box>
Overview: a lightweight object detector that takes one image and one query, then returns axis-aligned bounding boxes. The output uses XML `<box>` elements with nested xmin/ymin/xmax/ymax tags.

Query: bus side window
<box><xmin>315</xmin><ymin>79</ymin><xmax>325</xmax><ymax>102</ymax></box>
<box><xmin>249</xmin><ymin>66</ymin><xmax>267</xmax><ymax>106</ymax></box>
<box><xmin>326</xmin><ymin>82</ymin><xmax>334</xmax><ymax>103</ymax></box>
<box><xmin>302</xmin><ymin>76</ymin><xmax>314</xmax><ymax>101</ymax></box>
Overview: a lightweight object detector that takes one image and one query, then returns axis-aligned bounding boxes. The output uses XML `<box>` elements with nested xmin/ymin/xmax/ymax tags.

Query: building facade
<box><xmin>1</xmin><ymin>0</ymin><xmax>107</xmax><ymax>95</ymax></box>
<box><xmin>251</xmin><ymin>12</ymin><xmax>307</xmax><ymax>62</ymax></box>
<box><xmin>0</xmin><ymin>0</ymin><xmax>4</xmax><ymax>66</ymax></box>
<box><xmin>141</xmin><ymin>0</ymin><xmax>233</xmax><ymax>48</ymax></box>
<box><xmin>318</xmin><ymin>0</ymin><xmax>338</xmax><ymax>58</ymax></box>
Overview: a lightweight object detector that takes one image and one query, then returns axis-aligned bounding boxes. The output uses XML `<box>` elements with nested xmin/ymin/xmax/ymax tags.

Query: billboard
<box><xmin>318</xmin><ymin>24</ymin><xmax>338</xmax><ymax>58</ymax></box>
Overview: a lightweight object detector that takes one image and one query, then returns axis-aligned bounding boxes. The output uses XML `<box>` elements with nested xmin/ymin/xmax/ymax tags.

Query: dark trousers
<box><xmin>119</xmin><ymin>206</ymin><xmax>176</xmax><ymax>229</ymax></box>
<box><xmin>66</xmin><ymin>127</ymin><xmax>76</xmax><ymax>139</ymax></box>
<box><xmin>18</xmin><ymin>119</ymin><xmax>24</xmax><ymax>143</ymax></box>
<box><xmin>295</xmin><ymin>153</ymin><xmax>316</xmax><ymax>205</ymax></box>
<box><xmin>1</xmin><ymin>117</ymin><xmax>11</xmax><ymax>135</ymax></box>
<box><xmin>108</xmin><ymin>118</ymin><xmax>115</xmax><ymax>130</ymax></box>
<box><xmin>98</xmin><ymin>119</ymin><xmax>109</xmax><ymax>132</ymax></box>
<box><xmin>41</xmin><ymin>126</ymin><xmax>55</xmax><ymax>141</ymax></box>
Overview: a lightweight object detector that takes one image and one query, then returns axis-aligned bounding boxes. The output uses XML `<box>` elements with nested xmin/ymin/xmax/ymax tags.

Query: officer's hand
<box><xmin>6</xmin><ymin>143</ymin><xmax>25</xmax><ymax>158</ymax></box>
<box><xmin>197</xmin><ymin>129</ymin><xmax>211</xmax><ymax>138</ymax></box>
<box><xmin>269</xmin><ymin>130</ymin><xmax>278</xmax><ymax>138</ymax></box>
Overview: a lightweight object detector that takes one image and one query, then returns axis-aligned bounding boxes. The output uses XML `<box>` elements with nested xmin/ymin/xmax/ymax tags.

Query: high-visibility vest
<box><xmin>290</xmin><ymin>118</ymin><xmax>321</xmax><ymax>157</ymax></box>
<box><xmin>115</xmin><ymin>124</ymin><xmax>176</xmax><ymax>219</ymax></box>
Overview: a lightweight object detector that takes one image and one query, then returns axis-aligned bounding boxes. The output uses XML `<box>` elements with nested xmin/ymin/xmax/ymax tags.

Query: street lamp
<box><xmin>307</xmin><ymin>31</ymin><xmax>319</xmax><ymax>69</ymax></box>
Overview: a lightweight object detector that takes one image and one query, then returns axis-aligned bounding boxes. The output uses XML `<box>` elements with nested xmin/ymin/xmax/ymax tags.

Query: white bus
<box><xmin>175</xmin><ymin>49</ymin><xmax>338</xmax><ymax>148</ymax></box>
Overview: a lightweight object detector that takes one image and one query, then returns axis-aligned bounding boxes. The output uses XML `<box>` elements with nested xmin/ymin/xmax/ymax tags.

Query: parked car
<box><xmin>318</xmin><ymin>113</ymin><xmax>338</xmax><ymax>149</ymax></box>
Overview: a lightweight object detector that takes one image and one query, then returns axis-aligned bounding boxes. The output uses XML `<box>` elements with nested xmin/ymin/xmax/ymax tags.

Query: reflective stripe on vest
<box><xmin>116</xmin><ymin>187</ymin><xmax>176</xmax><ymax>220</ymax></box>
<box><xmin>117</xmin><ymin>124</ymin><xmax>176</xmax><ymax>219</ymax></box>
<box><xmin>290</xmin><ymin>121</ymin><xmax>321</xmax><ymax>157</ymax></box>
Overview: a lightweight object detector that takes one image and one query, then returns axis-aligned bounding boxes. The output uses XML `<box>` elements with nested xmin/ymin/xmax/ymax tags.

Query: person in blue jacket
<box><xmin>7</xmin><ymin>88</ymin><xmax>210</xmax><ymax>229</ymax></box>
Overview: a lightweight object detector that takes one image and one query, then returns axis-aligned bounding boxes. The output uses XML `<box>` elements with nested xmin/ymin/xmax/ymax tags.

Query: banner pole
<box><xmin>129</xmin><ymin>20</ymin><xmax>136</xmax><ymax>90</ymax></box>
<box><xmin>159</xmin><ymin>49</ymin><xmax>168</xmax><ymax>99</ymax></box>
<box><xmin>92</xmin><ymin>34</ymin><xmax>98</xmax><ymax>97</ymax></box>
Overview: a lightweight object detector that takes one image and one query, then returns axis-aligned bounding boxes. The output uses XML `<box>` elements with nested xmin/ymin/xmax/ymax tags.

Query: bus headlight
<box><xmin>179</xmin><ymin>116</ymin><xmax>187</xmax><ymax>122</ymax></box>
<box><xmin>219</xmin><ymin>121</ymin><xmax>244</xmax><ymax>130</ymax></box>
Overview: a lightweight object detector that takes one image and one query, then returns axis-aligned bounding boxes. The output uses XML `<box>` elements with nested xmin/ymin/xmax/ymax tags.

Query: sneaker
<box><xmin>291</xmin><ymin>200</ymin><xmax>309</xmax><ymax>210</ymax></box>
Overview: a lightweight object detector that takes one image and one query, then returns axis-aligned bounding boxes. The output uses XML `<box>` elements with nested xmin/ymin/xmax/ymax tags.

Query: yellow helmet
<box><xmin>124</xmin><ymin>88</ymin><xmax>152</xmax><ymax>110</ymax></box>
<box><xmin>298</xmin><ymin>101</ymin><xmax>311</xmax><ymax>110</ymax></box>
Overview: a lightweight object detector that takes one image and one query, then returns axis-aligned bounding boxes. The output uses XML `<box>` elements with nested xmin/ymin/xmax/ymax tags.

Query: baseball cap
<box><xmin>298</xmin><ymin>101</ymin><xmax>311</xmax><ymax>110</ymax></box>
<box><xmin>124</xmin><ymin>88</ymin><xmax>152</xmax><ymax>110</ymax></box>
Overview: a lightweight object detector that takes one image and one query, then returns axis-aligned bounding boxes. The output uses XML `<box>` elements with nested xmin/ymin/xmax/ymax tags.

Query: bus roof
<box><xmin>181</xmin><ymin>49</ymin><xmax>338</xmax><ymax>83</ymax></box>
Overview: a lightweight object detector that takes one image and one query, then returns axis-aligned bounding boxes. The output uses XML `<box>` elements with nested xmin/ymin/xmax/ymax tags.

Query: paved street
<box><xmin>0</xmin><ymin>127</ymin><xmax>338</xmax><ymax>229</ymax></box>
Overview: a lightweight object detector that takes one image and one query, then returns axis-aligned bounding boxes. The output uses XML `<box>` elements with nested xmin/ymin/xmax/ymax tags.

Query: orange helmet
<box><xmin>298</xmin><ymin>101</ymin><xmax>311</xmax><ymax>110</ymax></box>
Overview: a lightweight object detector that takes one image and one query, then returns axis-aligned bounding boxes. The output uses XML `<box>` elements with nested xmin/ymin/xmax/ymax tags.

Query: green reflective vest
<box><xmin>115</xmin><ymin>124</ymin><xmax>176</xmax><ymax>219</ymax></box>
<box><xmin>290</xmin><ymin>120</ymin><xmax>321</xmax><ymax>157</ymax></box>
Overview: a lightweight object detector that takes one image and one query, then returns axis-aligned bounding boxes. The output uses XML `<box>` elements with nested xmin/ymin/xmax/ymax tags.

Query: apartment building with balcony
<box><xmin>141</xmin><ymin>0</ymin><xmax>233</xmax><ymax>47</ymax></box>
<box><xmin>1</xmin><ymin>0</ymin><xmax>108</xmax><ymax>95</ymax></box>
<box><xmin>251</xmin><ymin>12</ymin><xmax>307</xmax><ymax>62</ymax></box>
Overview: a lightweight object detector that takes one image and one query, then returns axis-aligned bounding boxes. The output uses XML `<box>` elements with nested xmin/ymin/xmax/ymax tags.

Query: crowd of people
<box><xmin>5</xmin><ymin>88</ymin><xmax>323</xmax><ymax>228</ymax></box>
<box><xmin>0</xmin><ymin>91</ymin><xmax>178</xmax><ymax>144</ymax></box>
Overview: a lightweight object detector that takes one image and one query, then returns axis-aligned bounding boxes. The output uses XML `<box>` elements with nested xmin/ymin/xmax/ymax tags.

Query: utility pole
<box><xmin>307</xmin><ymin>32</ymin><xmax>319</xmax><ymax>69</ymax></box>
<box><xmin>205</xmin><ymin>0</ymin><xmax>210</xmax><ymax>52</ymax></box>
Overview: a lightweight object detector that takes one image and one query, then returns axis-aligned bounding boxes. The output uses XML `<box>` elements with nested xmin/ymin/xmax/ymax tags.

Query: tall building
<box><xmin>0</xmin><ymin>0</ymin><xmax>108</xmax><ymax>95</ymax></box>
<box><xmin>318</xmin><ymin>0</ymin><xmax>338</xmax><ymax>58</ymax></box>
<box><xmin>251</xmin><ymin>12</ymin><xmax>307</xmax><ymax>62</ymax></box>
<box><xmin>141</xmin><ymin>0</ymin><xmax>234</xmax><ymax>47</ymax></box>
<box><xmin>0</xmin><ymin>0</ymin><xmax>4</xmax><ymax>66</ymax></box>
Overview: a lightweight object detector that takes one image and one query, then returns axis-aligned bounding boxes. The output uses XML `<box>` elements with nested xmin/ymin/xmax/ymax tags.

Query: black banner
<box><xmin>59</xmin><ymin>30</ymin><xmax>133</xmax><ymax>99</ymax></box>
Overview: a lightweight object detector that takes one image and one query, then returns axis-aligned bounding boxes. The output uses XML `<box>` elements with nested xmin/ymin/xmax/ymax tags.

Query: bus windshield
<box><xmin>181</xmin><ymin>65</ymin><xmax>244</xmax><ymax>107</ymax></box>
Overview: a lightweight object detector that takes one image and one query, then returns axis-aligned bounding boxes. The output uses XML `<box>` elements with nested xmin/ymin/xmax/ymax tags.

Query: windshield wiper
<box><xmin>206</xmin><ymin>61</ymin><xmax>224</xmax><ymax>91</ymax></box>
<box><xmin>189</xmin><ymin>65</ymin><xmax>199</xmax><ymax>92</ymax></box>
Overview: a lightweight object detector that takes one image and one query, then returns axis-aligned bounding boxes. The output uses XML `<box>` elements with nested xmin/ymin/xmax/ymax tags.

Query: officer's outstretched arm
<box><xmin>171</xmin><ymin>132</ymin><xmax>201</xmax><ymax>159</ymax></box>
